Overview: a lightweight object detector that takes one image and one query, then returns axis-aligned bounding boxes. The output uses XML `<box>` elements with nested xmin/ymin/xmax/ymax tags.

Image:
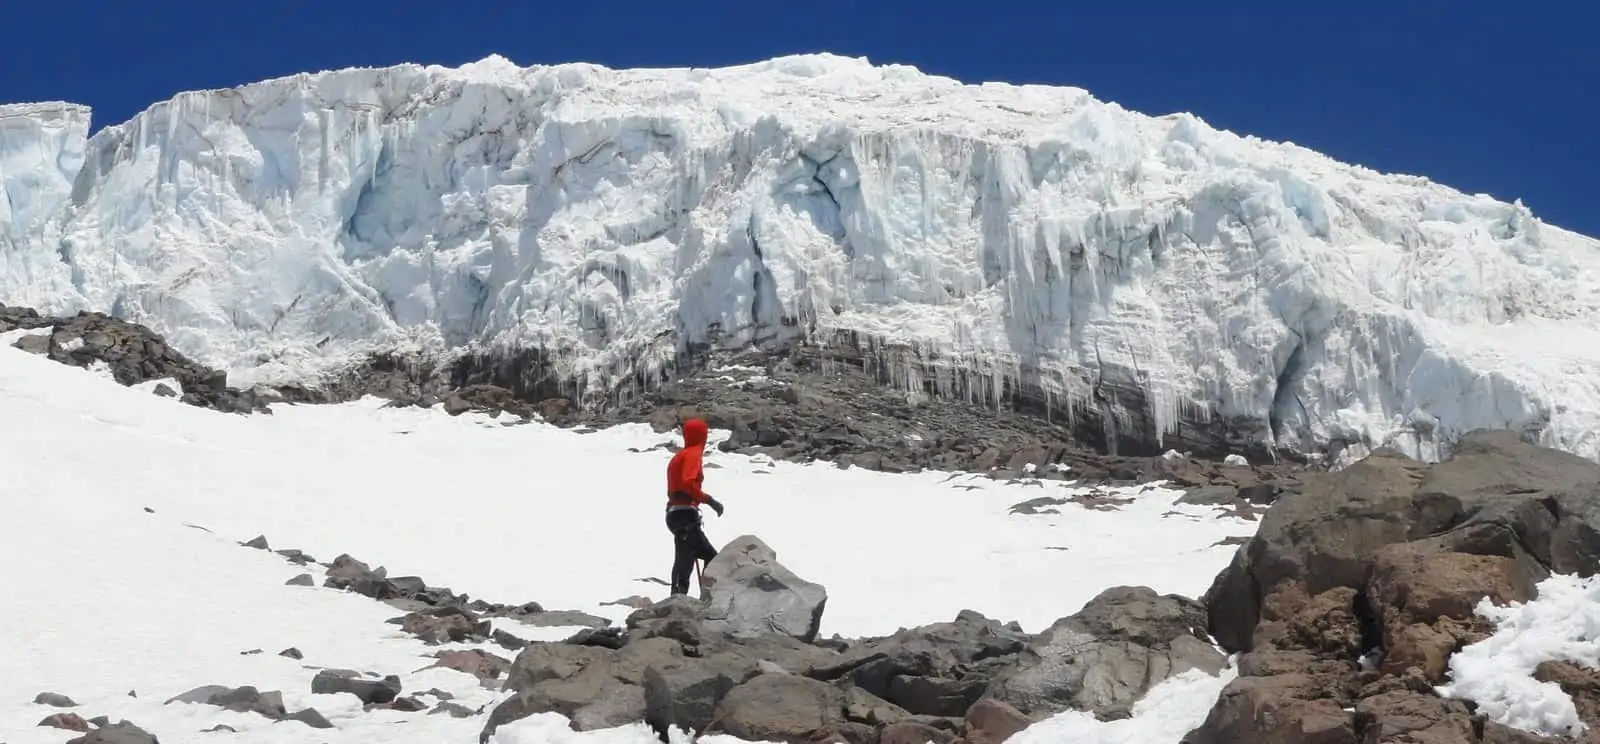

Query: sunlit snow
<box><xmin>1438</xmin><ymin>573</ymin><xmax>1600</xmax><ymax>738</ymax></box>
<box><xmin>0</xmin><ymin>338</ymin><xmax>1248</xmax><ymax>743</ymax></box>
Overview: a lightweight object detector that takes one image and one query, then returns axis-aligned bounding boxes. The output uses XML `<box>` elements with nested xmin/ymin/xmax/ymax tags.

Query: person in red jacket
<box><xmin>665</xmin><ymin>417</ymin><xmax>725</xmax><ymax>595</ymax></box>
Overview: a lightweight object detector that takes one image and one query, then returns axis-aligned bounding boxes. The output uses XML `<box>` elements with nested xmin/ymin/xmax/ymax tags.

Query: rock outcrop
<box><xmin>701</xmin><ymin>535</ymin><xmax>829</xmax><ymax>644</ymax></box>
<box><xmin>484</xmin><ymin>534</ymin><xmax>1228</xmax><ymax>744</ymax></box>
<box><xmin>0</xmin><ymin>304</ymin><xmax>273</xmax><ymax>414</ymax></box>
<box><xmin>1186</xmin><ymin>429</ymin><xmax>1600</xmax><ymax>744</ymax></box>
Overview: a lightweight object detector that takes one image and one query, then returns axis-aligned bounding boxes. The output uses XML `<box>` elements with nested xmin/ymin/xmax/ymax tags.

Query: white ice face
<box><xmin>3</xmin><ymin>53</ymin><xmax>1598</xmax><ymax>461</ymax></box>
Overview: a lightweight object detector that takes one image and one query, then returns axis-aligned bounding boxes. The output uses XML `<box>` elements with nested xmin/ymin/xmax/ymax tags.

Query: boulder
<box><xmin>809</xmin><ymin>609</ymin><xmax>1029</xmax><ymax>716</ymax></box>
<box><xmin>165</xmin><ymin>685</ymin><xmax>287</xmax><ymax>719</ymax></box>
<box><xmin>984</xmin><ymin>586</ymin><xmax>1226</xmax><ymax>720</ymax></box>
<box><xmin>483</xmin><ymin>637</ymin><xmax>688</xmax><ymax>741</ymax></box>
<box><xmin>429</xmin><ymin>649</ymin><xmax>512</xmax><ymax>681</ymax></box>
<box><xmin>704</xmin><ymin>674</ymin><xmax>852</xmax><ymax>743</ymax></box>
<box><xmin>701</xmin><ymin>535</ymin><xmax>828</xmax><ymax>643</ymax></box>
<box><xmin>310</xmin><ymin>670</ymin><xmax>402</xmax><ymax>705</ymax></box>
<box><xmin>39</xmin><ymin>712</ymin><xmax>91</xmax><ymax>732</ymax></box>
<box><xmin>64</xmin><ymin>721</ymin><xmax>160</xmax><ymax>744</ymax></box>
<box><xmin>34</xmin><ymin>691</ymin><xmax>78</xmax><ymax>707</ymax></box>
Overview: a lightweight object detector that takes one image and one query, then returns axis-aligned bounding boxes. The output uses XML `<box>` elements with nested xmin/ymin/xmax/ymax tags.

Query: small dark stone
<box><xmin>33</xmin><ymin>692</ymin><xmax>78</xmax><ymax>707</ymax></box>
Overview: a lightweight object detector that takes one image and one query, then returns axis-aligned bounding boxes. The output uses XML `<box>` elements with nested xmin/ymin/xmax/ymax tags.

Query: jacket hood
<box><xmin>681</xmin><ymin>418</ymin><xmax>708</xmax><ymax>447</ymax></box>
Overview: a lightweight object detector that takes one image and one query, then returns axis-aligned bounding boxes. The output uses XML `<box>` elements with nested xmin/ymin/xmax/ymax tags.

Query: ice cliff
<box><xmin>2</xmin><ymin>53</ymin><xmax>1599</xmax><ymax>462</ymax></box>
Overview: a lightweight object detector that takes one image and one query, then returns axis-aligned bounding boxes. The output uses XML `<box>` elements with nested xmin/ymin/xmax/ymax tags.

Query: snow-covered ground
<box><xmin>0</xmin><ymin>334</ymin><xmax>1251</xmax><ymax>743</ymax></box>
<box><xmin>3</xmin><ymin>334</ymin><xmax>1596</xmax><ymax>743</ymax></box>
<box><xmin>4</xmin><ymin>54</ymin><xmax>1600</xmax><ymax>462</ymax></box>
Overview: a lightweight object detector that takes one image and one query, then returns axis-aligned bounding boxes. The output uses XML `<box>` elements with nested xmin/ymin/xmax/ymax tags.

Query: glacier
<box><xmin>2</xmin><ymin>53</ymin><xmax>1599</xmax><ymax>462</ymax></box>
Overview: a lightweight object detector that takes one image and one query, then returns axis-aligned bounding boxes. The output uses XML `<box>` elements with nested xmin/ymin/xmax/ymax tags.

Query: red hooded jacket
<box><xmin>666</xmin><ymin>418</ymin><xmax>710</xmax><ymax>507</ymax></box>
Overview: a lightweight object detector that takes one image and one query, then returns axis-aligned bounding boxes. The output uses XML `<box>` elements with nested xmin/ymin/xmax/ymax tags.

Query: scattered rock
<box><xmin>33</xmin><ymin>692</ymin><xmax>78</xmax><ymax>707</ymax></box>
<box><xmin>276</xmin><ymin>549</ymin><xmax>316</xmax><ymax>565</ymax></box>
<box><xmin>431</xmin><ymin>700</ymin><xmax>480</xmax><ymax>718</ymax></box>
<box><xmin>602</xmin><ymin>595</ymin><xmax>655</xmax><ymax>611</ymax></box>
<box><xmin>241</xmin><ymin>535</ymin><xmax>270</xmax><ymax>550</ymax></box>
<box><xmin>286</xmin><ymin>573</ymin><xmax>314</xmax><ymax>587</ymax></box>
<box><xmin>429</xmin><ymin>649</ymin><xmax>512</xmax><ymax>681</ymax></box>
<box><xmin>165</xmin><ymin>685</ymin><xmax>286</xmax><ymax>719</ymax></box>
<box><xmin>492</xmin><ymin>628</ymin><xmax>530</xmax><ymax>651</ymax></box>
<box><xmin>311</xmin><ymin>669</ymin><xmax>402</xmax><ymax>705</ymax></box>
<box><xmin>513</xmin><ymin>609</ymin><xmax>611</xmax><ymax>629</ymax></box>
<box><xmin>372</xmin><ymin>696</ymin><xmax>429</xmax><ymax>713</ymax></box>
<box><xmin>64</xmin><ymin>720</ymin><xmax>159</xmax><ymax>744</ymax></box>
<box><xmin>200</xmin><ymin>724</ymin><xmax>237</xmax><ymax>733</ymax></box>
<box><xmin>278</xmin><ymin>647</ymin><xmax>303</xmax><ymax>659</ymax></box>
<box><xmin>38</xmin><ymin>712</ymin><xmax>91</xmax><ymax>732</ymax></box>
<box><xmin>281</xmin><ymin>707</ymin><xmax>335</xmax><ymax>729</ymax></box>
<box><xmin>390</xmin><ymin>607</ymin><xmax>490</xmax><ymax>645</ymax></box>
<box><xmin>0</xmin><ymin>306</ymin><xmax>275</xmax><ymax>415</ymax></box>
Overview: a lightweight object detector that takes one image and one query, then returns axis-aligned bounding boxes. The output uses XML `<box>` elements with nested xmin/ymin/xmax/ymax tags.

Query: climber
<box><xmin>665</xmin><ymin>417</ymin><xmax>725</xmax><ymax>595</ymax></box>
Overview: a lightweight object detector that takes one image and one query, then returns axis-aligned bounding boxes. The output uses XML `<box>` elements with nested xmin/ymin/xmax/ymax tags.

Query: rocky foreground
<box><xmin>475</xmin><ymin>430</ymin><xmax>1599</xmax><ymax>744</ymax></box>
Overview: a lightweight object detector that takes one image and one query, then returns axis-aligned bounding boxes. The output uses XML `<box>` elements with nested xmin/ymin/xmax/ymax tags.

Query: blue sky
<box><xmin>2</xmin><ymin>1</ymin><xmax>1591</xmax><ymax>235</ymax></box>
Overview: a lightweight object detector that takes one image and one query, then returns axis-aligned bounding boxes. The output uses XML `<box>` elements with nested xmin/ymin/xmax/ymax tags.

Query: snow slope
<box><xmin>3</xmin><ymin>54</ymin><xmax>1600</xmax><ymax>460</ymax></box>
<box><xmin>0</xmin><ymin>335</ymin><xmax>1244</xmax><ymax>743</ymax></box>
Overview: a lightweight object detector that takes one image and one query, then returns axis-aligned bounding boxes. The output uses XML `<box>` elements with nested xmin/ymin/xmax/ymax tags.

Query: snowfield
<box><xmin>2</xmin><ymin>54</ymin><xmax>1600</xmax><ymax>462</ymax></box>
<box><xmin>2</xmin><ymin>328</ymin><xmax>1595</xmax><ymax>743</ymax></box>
<box><xmin>0</xmin><ymin>335</ymin><xmax>1247</xmax><ymax>743</ymax></box>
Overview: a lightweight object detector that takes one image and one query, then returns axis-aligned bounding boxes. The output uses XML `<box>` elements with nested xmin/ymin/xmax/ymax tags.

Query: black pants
<box><xmin>666</xmin><ymin>507</ymin><xmax>718</xmax><ymax>595</ymax></box>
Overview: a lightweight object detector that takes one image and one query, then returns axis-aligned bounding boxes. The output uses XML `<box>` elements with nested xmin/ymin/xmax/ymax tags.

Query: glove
<box><xmin>706</xmin><ymin>497</ymin><xmax>725</xmax><ymax>517</ymax></box>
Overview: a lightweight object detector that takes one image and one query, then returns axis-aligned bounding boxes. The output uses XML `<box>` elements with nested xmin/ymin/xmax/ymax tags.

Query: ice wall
<box><xmin>0</xmin><ymin>102</ymin><xmax>90</xmax><ymax>297</ymax></box>
<box><xmin>4</xmin><ymin>54</ymin><xmax>1600</xmax><ymax>461</ymax></box>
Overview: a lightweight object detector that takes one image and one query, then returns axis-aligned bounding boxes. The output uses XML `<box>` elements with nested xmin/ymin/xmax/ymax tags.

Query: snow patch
<box><xmin>1437</xmin><ymin>573</ymin><xmax>1600</xmax><ymax>737</ymax></box>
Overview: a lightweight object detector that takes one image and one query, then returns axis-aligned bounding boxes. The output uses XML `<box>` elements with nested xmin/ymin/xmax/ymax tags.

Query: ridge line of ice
<box><xmin>3</xmin><ymin>53</ymin><xmax>1599</xmax><ymax>461</ymax></box>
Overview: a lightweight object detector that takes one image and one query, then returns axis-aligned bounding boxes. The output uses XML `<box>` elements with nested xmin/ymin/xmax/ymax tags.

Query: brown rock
<box><xmin>1184</xmin><ymin>674</ymin><xmax>1358</xmax><ymax>744</ymax></box>
<box><xmin>1351</xmin><ymin>690</ymin><xmax>1476</xmax><ymax>743</ymax></box>
<box><xmin>881</xmin><ymin>721</ymin><xmax>957</xmax><ymax>744</ymax></box>
<box><xmin>39</xmin><ymin>712</ymin><xmax>91</xmax><ymax>732</ymax></box>
<box><xmin>1366</xmin><ymin>543</ymin><xmax>1529</xmax><ymax>628</ymax></box>
<box><xmin>708</xmin><ymin>674</ymin><xmax>847</xmax><ymax>743</ymax></box>
<box><xmin>1535</xmin><ymin>661</ymin><xmax>1600</xmax><ymax>735</ymax></box>
<box><xmin>962</xmin><ymin>698</ymin><xmax>1032</xmax><ymax>744</ymax></box>
<box><xmin>430</xmin><ymin>649</ymin><xmax>512</xmax><ymax>681</ymax></box>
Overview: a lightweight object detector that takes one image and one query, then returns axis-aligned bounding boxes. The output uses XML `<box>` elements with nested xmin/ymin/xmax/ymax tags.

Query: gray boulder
<box><xmin>984</xmin><ymin>586</ymin><xmax>1226</xmax><ymax>720</ymax></box>
<box><xmin>65</xmin><ymin>721</ymin><xmax>159</xmax><ymax>744</ymax></box>
<box><xmin>809</xmin><ymin>609</ymin><xmax>1030</xmax><ymax>717</ymax></box>
<box><xmin>701</xmin><ymin>535</ymin><xmax>828</xmax><ymax>643</ymax></box>
<box><xmin>482</xmin><ymin>637</ymin><xmax>689</xmax><ymax>741</ymax></box>
<box><xmin>310</xmin><ymin>669</ymin><xmax>401</xmax><ymax>705</ymax></box>
<box><xmin>704</xmin><ymin>674</ymin><xmax>858</xmax><ymax>743</ymax></box>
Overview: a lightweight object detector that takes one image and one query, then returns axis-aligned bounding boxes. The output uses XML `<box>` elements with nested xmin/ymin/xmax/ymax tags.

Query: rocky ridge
<box><xmin>481</xmin><ymin>534</ymin><xmax>1227</xmax><ymax>744</ymax></box>
<box><xmin>469</xmin><ymin>431</ymin><xmax>1600</xmax><ymax>744</ymax></box>
<box><xmin>0</xmin><ymin>304</ymin><xmax>279</xmax><ymax>415</ymax></box>
<box><xmin>1</xmin><ymin>303</ymin><xmax>1317</xmax><ymax>499</ymax></box>
<box><xmin>1188</xmin><ymin>429</ymin><xmax>1600</xmax><ymax>744</ymax></box>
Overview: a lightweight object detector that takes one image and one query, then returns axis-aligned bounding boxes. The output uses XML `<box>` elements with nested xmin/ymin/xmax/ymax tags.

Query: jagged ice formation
<box><xmin>2</xmin><ymin>54</ymin><xmax>1599</xmax><ymax>461</ymax></box>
